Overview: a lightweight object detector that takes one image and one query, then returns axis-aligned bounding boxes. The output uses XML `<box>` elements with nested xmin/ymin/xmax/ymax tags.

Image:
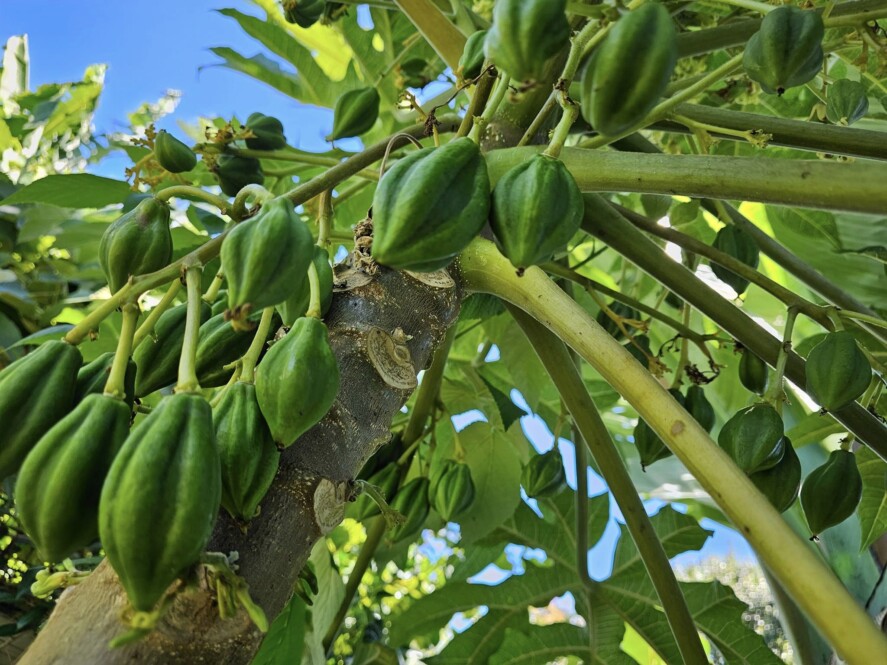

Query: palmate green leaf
<box><xmin>856</xmin><ymin>447</ymin><xmax>887</xmax><ymax>551</ymax></box>
<box><xmin>1</xmin><ymin>174</ymin><xmax>130</xmax><ymax>208</ymax></box>
<box><xmin>486</xmin><ymin>489</ymin><xmax>611</xmax><ymax>571</ymax></box>
<box><xmin>251</xmin><ymin>594</ymin><xmax>306</xmax><ymax>665</ymax></box>
<box><xmin>489</xmin><ymin>625</ymin><xmax>637</xmax><ymax>665</ymax></box>
<box><xmin>388</xmin><ymin>564</ymin><xmax>578</xmax><ymax>657</ymax></box>
<box><xmin>432</xmin><ymin>421</ymin><xmax>524</xmax><ymax>542</ymax></box>
<box><xmin>784</xmin><ymin>412</ymin><xmax>844</xmax><ymax>447</ymax></box>
<box><xmin>208</xmin><ymin>48</ymin><xmax>303</xmax><ymax>101</ymax></box>
<box><xmin>216</xmin><ymin>9</ymin><xmax>349</xmax><ymax>107</ymax></box>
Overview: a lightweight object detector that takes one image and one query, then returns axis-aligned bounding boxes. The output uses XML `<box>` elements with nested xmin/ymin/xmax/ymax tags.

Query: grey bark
<box><xmin>20</xmin><ymin>262</ymin><xmax>460</xmax><ymax>665</ymax></box>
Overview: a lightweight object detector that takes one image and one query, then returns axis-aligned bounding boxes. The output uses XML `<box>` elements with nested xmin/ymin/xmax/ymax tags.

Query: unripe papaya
<box><xmin>748</xmin><ymin>437</ymin><xmax>800</xmax><ymax>513</ymax></box>
<box><xmin>429</xmin><ymin>460</ymin><xmax>475</xmax><ymax>522</ymax></box>
<box><xmin>213</xmin><ymin>382</ymin><xmax>280</xmax><ymax>521</ymax></box>
<box><xmin>195</xmin><ymin>312</ymin><xmax>263</xmax><ymax>388</ymax></box>
<box><xmin>277</xmin><ymin>246</ymin><xmax>334</xmax><ymax>326</ymax></box>
<box><xmin>132</xmin><ymin>301</ymin><xmax>212</xmax><ymax>397</ymax></box>
<box><xmin>0</xmin><ymin>340</ymin><xmax>82</xmax><ymax>480</ymax></box>
<box><xmin>154</xmin><ymin>130</ymin><xmax>196</xmax><ymax>173</ymax></box>
<box><xmin>16</xmin><ymin>394</ymin><xmax>131</xmax><ymax>562</ymax></box>
<box><xmin>490</xmin><ymin>154</ymin><xmax>583</xmax><ymax>272</ymax></box>
<box><xmin>326</xmin><ymin>88</ymin><xmax>380</xmax><ymax>141</ymax></box>
<box><xmin>800</xmin><ymin>449</ymin><xmax>862</xmax><ymax>537</ymax></box>
<box><xmin>388</xmin><ymin>477</ymin><xmax>430</xmax><ymax>543</ymax></box>
<box><xmin>99</xmin><ymin>198</ymin><xmax>173</xmax><ymax>293</ymax></box>
<box><xmin>215</xmin><ymin>154</ymin><xmax>264</xmax><ymax>197</ymax></box>
<box><xmin>255</xmin><ymin>316</ymin><xmax>339</xmax><ymax>447</ymax></box>
<box><xmin>738</xmin><ymin>349</ymin><xmax>769</xmax><ymax>396</ymax></box>
<box><xmin>685</xmin><ymin>385</ymin><xmax>715</xmax><ymax>433</ymax></box>
<box><xmin>351</xmin><ymin>463</ymin><xmax>399</xmax><ymax>521</ymax></box>
<box><xmin>371</xmin><ymin>137</ymin><xmax>490</xmax><ymax>272</ymax></box>
<box><xmin>458</xmin><ymin>30</ymin><xmax>488</xmax><ymax>81</ymax></box>
<box><xmin>483</xmin><ymin>0</ymin><xmax>570</xmax><ymax>84</ymax></box>
<box><xmin>221</xmin><ymin>198</ymin><xmax>314</xmax><ymax>325</ymax></box>
<box><xmin>580</xmin><ymin>2</ymin><xmax>677</xmax><ymax>136</ymax></box>
<box><xmin>742</xmin><ymin>6</ymin><xmax>824</xmax><ymax>95</ymax></box>
<box><xmin>245</xmin><ymin>113</ymin><xmax>287</xmax><ymax>150</ymax></box>
<box><xmin>717</xmin><ymin>403</ymin><xmax>784</xmax><ymax>474</ymax></box>
<box><xmin>99</xmin><ymin>393</ymin><xmax>221</xmax><ymax>612</ymax></box>
<box><xmin>282</xmin><ymin>0</ymin><xmax>324</xmax><ymax>28</ymax></box>
<box><xmin>522</xmin><ymin>448</ymin><xmax>566</xmax><ymax>498</ymax></box>
<box><xmin>596</xmin><ymin>302</ymin><xmax>641</xmax><ymax>341</ymax></box>
<box><xmin>826</xmin><ymin>80</ymin><xmax>869</xmax><ymax>126</ymax></box>
<box><xmin>75</xmin><ymin>351</ymin><xmax>136</xmax><ymax>409</ymax></box>
<box><xmin>711</xmin><ymin>225</ymin><xmax>759</xmax><ymax>296</ymax></box>
<box><xmin>634</xmin><ymin>389</ymin><xmax>684</xmax><ymax>469</ymax></box>
<box><xmin>805</xmin><ymin>331</ymin><xmax>871</xmax><ymax>411</ymax></box>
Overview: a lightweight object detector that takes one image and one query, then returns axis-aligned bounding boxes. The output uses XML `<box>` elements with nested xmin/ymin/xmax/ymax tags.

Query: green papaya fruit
<box><xmin>195</xmin><ymin>313</ymin><xmax>259</xmax><ymax>388</ymax></box>
<box><xmin>133</xmin><ymin>301</ymin><xmax>212</xmax><ymax>397</ymax></box>
<box><xmin>153</xmin><ymin>130</ymin><xmax>196</xmax><ymax>173</ymax></box>
<box><xmin>805</xmin><ymin>331</ymin><xmax>871</xmax><ymax>411</ymax></box>
<box><xmin>717</xmin><ymin>403</ymin><xmax>785</xmax><ymax>474</ymax></box>
<box><xmin>748</xmin><ymin>437</ymin><xmax>800</xmax><ymax>513</ymax></box>
<box><xmin>277</xmin><ymin>246</ymin><xmax>334</xmax><ymax>326</ymax></box>
<box><xmin>215</xmin><ymin>154</ymin><xmax>264</xmax><ymax>197</ymax></box>
<box><xmin>351</xmin><ymin>463</ymin><xmax>400</xmax><ymax>521</ymax></box>
<box><xmin>371</xmin><ymin>137</ymin><xmax>490</xmax><ymax>272</ymax></box>
<box><xmin>282</xmin><ymin>0</ymin><xmax>324</xmax><ymax>28</ymax></box>
<box><xmin>213</xmin><ymin>382</ymin><xmax>280</xmax><ymax>521</ymax></box>
<box><xmin>685</xmin><ymin>385</ymin><xmax>715</xmax><ymax>433</ymax></box>
<box><xmin>255</xmin><ymin>316</ymin><xmax>339</xmax><ymax>447</ymax></box>
<box><xmin>483</xmin><ymin>0</ymin><xmax>570</xmax><ymax>83</ymax></box>
<box><xmin>99</xmin><ymin>198</ymin><xmax>173</xmax><ymax>293</ymax></box>
<box><xmin>800</xmin><ymin>449</ymin><xmax>862</xmax><ymax>537</ymax></box>
<box><xmin>521</xmin><ymin>448</ymin><xmax>566</xmax><ymax>498</ymax></box>
<box><xmin>595</xmin><ymin>302</ymin><xmax>641</xmax><ymax>341</ymax></box>
<box><xmin>99</xmin><ymin>392</ymin><xmax>221</xmax><ymax>612</ymax></box>
<box><xmin>0</xmin><ymin>340</ymin><xmax>82</xmax><ymax>480</ymax></box>
<box><xmin>738</xmin><ymin>349</ymin><xmax>769</xmax><ymax>396</ymax></box>
<box><xmin>490</xmin><ymin>154</ymin><xmax>583</xmax><ymax>272</ymax></box>
<box><xmin>458</xmin><ymin>30</ymin><xmax>488</xmax><ymax>81</ymax></box>
<box><xmin>580</xmin><ymin>2</ymin><xmax>677</xmax><ymax>136</ymax></box>
<box><xmin>221</xmin><ymin>198</ymin><xmax>314</xmax><ymax>325</ymax></box>
<box><xmin>16</xmin><ymin>394</ymin><xmax>131</xmax><ymax>562</ymax></box>
<box><xmin>327</xmin><ymin>88</ymin><xmax>381</xmax><ymax>141</ymax></box>
<box><xmin>711</xmin><ymin>225</ymin><xmax>759</xmax><ymax>296</ymax></box>
<box><xmin>634</xmin><ymin>389</ymin><xmax>684</xmax><ymax>469</ymax></box>
<box><xmin>641</xmin><ymin>194</ymin><xmax>672</xmax><ymax>221</ymax></box>
<box><xmin>245</xmin><ymin>113</ymin><xmax>287</xmax><ymax>150</ymax></box>
<box><xmin>431</xmin><ymin>460</ymin><xmax>475</xmax><ymax>522</ymax></box>
<box><xmin>742</xmin><ymin>5</ymin><xmax>824</xmax><ymax>95</ymax></box>
<box><xmin>826</xmin><ymin>80</ymin><xmax>869</xmax><ymax>126</ymax></box>
<box><xmin>388</xmin><ymin>477</ymin><xmax>430</xmax><ymax>543</ymax></box>
<box><xmin>74</xmin><ymin>351</ymin><xmax>137</xmax><ymax>408</ymax></box>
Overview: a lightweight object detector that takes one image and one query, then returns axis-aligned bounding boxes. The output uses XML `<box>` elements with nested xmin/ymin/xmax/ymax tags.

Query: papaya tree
<box><xmin>2</xmin><ymin>1</ymin><xmax>887</xmax><ymax>663</ymax></box>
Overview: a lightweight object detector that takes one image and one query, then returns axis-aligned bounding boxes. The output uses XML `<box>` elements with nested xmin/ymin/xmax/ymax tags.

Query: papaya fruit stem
<box><xmin>154</xmin><ymin>185</ymin><xmax>228</xmax><ymax>215</ymax></box>
<box><xmin>306</xmin><ymin>263</ymin><xmax>323</xmax><ymax>319</ymax></box>
<box><xmin>201</xmin><ymin>269</ymin><xmax>225</xmax><ymax>304</ymax></box>
<box><xmin>468</xmin><ymin>74</ymin><xmax>510</xmax><ymax>143</ymax></box>
<box><xmin>104</xmin><ymin>304</ymin><xmax>140</xmax><ymax>400</ymax></box>
<box><xmin>316</xmin><ymin>189</ymin><xmax>334</xmax><ymax>248</ymax></box>
<box><xmin>231</xmin><ymin>184</ymin><xmax>274</xmax><ymax>222</ymax></box>
<box><xmin>763</xmin><ymin>306</ymin><xmax>798</xmax><ymax>408</ymax></box>
<box><xmin>175</xmin><ymin>264</ymin><xmax>205</xmax><ymax>393</ymax></box>
<box><xmin>239</xmin><ymin>307</ymin><xmax>275</xmax><ymax>383</ymax></box>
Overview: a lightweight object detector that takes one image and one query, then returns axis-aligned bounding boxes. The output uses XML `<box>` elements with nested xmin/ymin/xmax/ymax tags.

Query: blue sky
<box><xmin>4</xmin><ymin>0</ymin><xmax>753</xmax><ymax>570</ymax></box>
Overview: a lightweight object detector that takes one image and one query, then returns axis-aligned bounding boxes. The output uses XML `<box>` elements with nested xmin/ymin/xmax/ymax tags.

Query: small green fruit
<box><xmin>805</xmin><ymin>331</ymin><xmax>871</xmax><ymax>411</ymax></box>
<box><xmin>154</xmin><ymin>130</ymin><xmax>196</xmax><ymax>173</ymax></box>
<box><xmin>522</xmin><ymin>448</ymin><xmax>566</xmax><ymax>498</ymax></box>
<box><xmin>327</xmin><ymin>88</ymin><xmax>380</xmax><ymax>141</ymax></box>
<box><xmin>99</xmin><ymin>198</ymin><xmax>173</xmax><ymax>293</ymax></box>
<box><xmin>800</xmin><ymin>449</ymin><xmax>862</xmax><ymax>537</ymax></box>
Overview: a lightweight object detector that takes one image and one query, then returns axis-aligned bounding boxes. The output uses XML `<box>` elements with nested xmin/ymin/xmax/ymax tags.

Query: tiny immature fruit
<box><xmin>711</xmin><ymin>225</ymin><xmax>760</xmax><ymax>296</ymax></box>
<box><xmin>522</xmin><ymin>448</ymin><xmax>566</xmax><ymax>498</ymax></box>
<box><xmin>805</xmin><ymin>331</ymin><xmax>871</xmax><ymax>411</ymax></box>
<box><xmin>748</xmin><ymin>437</ymin><xmax>800</xmax><ymax>513</ymax></box>
<box><xmin>153</xmin><ymin>130</ymin><xmax>196</xmax><ymax>173</ymax></box>
<box><xmin>429</xmin><ymin>459</ymin><xmax>475</xmax><ymax>522</ymax></box>
<box><xmin>738</xmin><ymin>349</ymin><xmax>769</xmax><ymax>396</ymax></box>
<box><xmin>800</xmin><ymin>449</ymin><xmax>862</xmax><ymax>537</ymax></box>
<box><xmin>326</xmin><ymin>88</ymin><xmax>380</xmax><ymax>141</ymax></box>
<box><xmin>490</xmin><ymin>154</ymin><xmax>583</xmax><ymax>272</ymax></box>
<box><xmin>717</xmin><ymin>404</ymin><xmax>785</xmax><ymax>474</ymax></box>
<box><xmin>371</xmin><ymin>137</ymin><xmax>490</xmax><ymax>272</ymax></box>
<box><xmin>458</xmin><ymin>30</ymin><xmax>488</xmax><ymax>81</ymax></box>
<box><xmin>388</xmin><ymin>477</ymin><xmax>431</xmax><ymax>543</ymax></box>
<box><xmin>245</xmin><ymin>113</ymin><xmax>287</xmax><ymax>150</ymax></box>
<box><xmin>99</xmin><ymin>197</ymin><xmax>173</xmax><ymax>293</ymax></box>
<box><xmin>215</xmin><ymin>154</ymin><xmax>264</xmax><ymax>197</ymax></box>
<box><xmin>580</xmin><ymin>2</ymin><xmax>677</xmax><ymax>136</ymax></box>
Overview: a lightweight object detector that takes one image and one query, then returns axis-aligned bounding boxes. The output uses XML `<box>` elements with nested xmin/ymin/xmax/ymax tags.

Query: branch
<box><xmin>510</xmin><ymin>307</ymin><xmax>709</xmax><ymax>665</ymax></box>
<box><xmin>458</xmin><ymin>237</ymin><xmax>887</xmax><ymax>664</ymax></box>
<box><xmin>484</xmin><ymin>146</ymin><xmax>887</xmax><ymax>215</ymax></box>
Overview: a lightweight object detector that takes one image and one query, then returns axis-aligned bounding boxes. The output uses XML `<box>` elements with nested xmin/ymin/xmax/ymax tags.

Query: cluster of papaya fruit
<box><xmin>0</xmin><ymin>194</ymin><xmax>339</xmax><ymax>619</ymax></box>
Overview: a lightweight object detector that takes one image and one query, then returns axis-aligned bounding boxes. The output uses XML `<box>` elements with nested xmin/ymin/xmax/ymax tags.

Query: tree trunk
<box><xmin>20</xmin><ymin>260</ymin><xmax>461</xmax><ymax>664</ymax></box>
